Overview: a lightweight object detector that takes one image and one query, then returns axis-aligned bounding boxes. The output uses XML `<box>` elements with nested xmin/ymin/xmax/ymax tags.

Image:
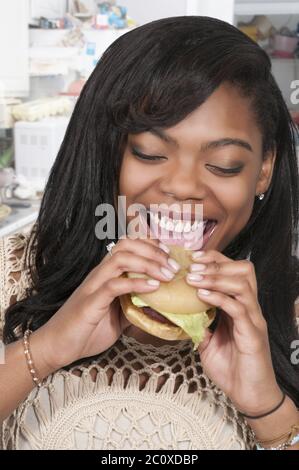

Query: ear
<box><xmin>255</xmin><ymin>149</ymin><xmax>276</xmax><ymax>196</ymax></box>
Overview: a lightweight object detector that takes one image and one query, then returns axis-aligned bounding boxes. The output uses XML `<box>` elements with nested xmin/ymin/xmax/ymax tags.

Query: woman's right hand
<box><xmin>34</xmin><ymin>237</ymin><xmax>179</xmax><ymax>372</ymax></box>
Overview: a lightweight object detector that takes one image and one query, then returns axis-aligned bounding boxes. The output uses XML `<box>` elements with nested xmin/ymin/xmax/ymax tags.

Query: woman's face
<box><xmin>119</xmin><ymin>83</ymin><xmax>275</xmax><ymax>252</ymax></box>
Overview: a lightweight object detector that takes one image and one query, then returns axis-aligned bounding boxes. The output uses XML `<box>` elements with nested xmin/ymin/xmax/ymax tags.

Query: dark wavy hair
<box><xmin>3</xmin><ymin>16</ymin><xmax>299</xmax><ymax>406</ymax></box>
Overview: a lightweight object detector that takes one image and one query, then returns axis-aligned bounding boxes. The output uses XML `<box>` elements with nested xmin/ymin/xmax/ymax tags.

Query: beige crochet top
<box><xmin>0</xmin><ymin>233</ymin><xmax>298</xmax><ymax>450</ymax></box>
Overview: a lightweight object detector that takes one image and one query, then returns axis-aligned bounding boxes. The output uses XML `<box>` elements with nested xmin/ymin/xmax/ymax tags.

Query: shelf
<box><xmin>235</xmin><ymin>0</ymin><xmax>299</xmax><ymax>16</ymax></box>
<box><xmin>29</xmin><ymin>46</ymin><xmax>80</xmax><ymax>77</ymax></box>
<box><xmin>0</xmin><ymin>203</ymin><xmax>40</xmax><ymax>238</ymax></box>
<box><xmin>270</xmin><ymin>56</ymin><xmax>299</xmax><ymax>62</ymax></box>
<box><xmin>29</xmin><ymin>47</ymin><xmax>80</xmax><ymax>59</ymax></box>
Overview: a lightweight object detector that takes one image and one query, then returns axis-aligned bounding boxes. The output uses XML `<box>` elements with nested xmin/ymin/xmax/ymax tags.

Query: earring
<box><xmin>258</xmin><ymin>193</ymin><xmax>265</xmax><ymax>200</ymax></box>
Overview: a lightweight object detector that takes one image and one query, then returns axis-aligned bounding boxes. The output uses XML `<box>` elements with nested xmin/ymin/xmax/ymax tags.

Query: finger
<box><xmin>101</xmin><ymin>236</ymin><xmax>165</xmax><ymax>264</ymax></box>
<box><xmin>112</xmin><ymin>250</ymin><xmax>179</xmax><ymax>281</ymax></box>
<box><xmin>191</xmin><ymin>249</ymin><xmax>231</xmax><ymax>264</ymax></box>
<box><xmin>90</xmin><ymin>237</ymin><xmax>179</xmax><ymax>286</ymax></box>
<box><xmin>196</xmin><ymin>289</ymin><xmax>256</xmax><ymax>334</ymax></box>
<box><xmin>187</xmin><ymin>273</ymin><xmax>261</xmax><ymax>325</ymax></box>
<box><xmin>187</xmin><ymin>273</ymin><xmax>254</xmax><ymax>300</ymax></box>
<box><xmin>90</xmin><ymin>275</ymin><xmax>162</xmax><ymax>310</ymax></box>
<box><xmin>190</xmin><ymin>254</ymin><xmax>257</xmax><ymax>295</ymax></box>
<box><xmin>107</xmin><ymin>237</ymin><xmax>176</xmax><ymax>270</ymax></box>
<box><xmin>83</xmin><ymin>250</ymin><xmax>178</xmax><ymax>293</ymax></box>
<box><xmin>84</xmin><ymin>276</ymin><xmax>161</xmax><ymax>325</ymax></box>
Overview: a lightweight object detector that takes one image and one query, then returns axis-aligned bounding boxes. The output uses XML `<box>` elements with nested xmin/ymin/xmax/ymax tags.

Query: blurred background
<box><xmin>0</xmin><ymin>0</ymin><xmax>298</xmax><ymax>249</ymax></box>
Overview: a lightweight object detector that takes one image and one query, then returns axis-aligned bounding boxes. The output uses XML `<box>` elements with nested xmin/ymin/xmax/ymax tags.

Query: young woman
<box><xmin>0</xmin><ymin>16</ymin><xmax>298</xmax><ymax>450</ymax></box>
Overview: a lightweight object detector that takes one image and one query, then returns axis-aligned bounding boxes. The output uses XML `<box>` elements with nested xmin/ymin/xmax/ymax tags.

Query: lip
<box><xmin>184</xmin><ymin>220</ymin><xmax>218</xmax><ymax>250</ymax></box>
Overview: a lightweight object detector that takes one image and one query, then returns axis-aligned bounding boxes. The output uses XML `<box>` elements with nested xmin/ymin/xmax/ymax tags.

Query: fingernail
<box><xmin>147</xmin><ymin>279</ymin><xmax>160</xmax><ymax>287</ymax></box>
<box><xmin>187</xmin><ymin>273</ymin><xmax>204</xmax><ymax>282</ymax></box>
<box><xmin>160</xmin><ymin>267</ymin><xmax>175</xmax><ymax>279</ymax></box>
<box><xmin>192</xmin><ymin>251</ymin><xmax>205</xmax><ymax>260</ymax></box>
<box><xmin>159</xmin><ymin>242</ymin><xmax>170</xmax><ymax>254</ymax></box>
<box><xmin>167</xmin><ymin>257</ymin><xmax>180</xmax><ymax>272</ymax></box>
<box><xmin>198</xmin><ymin>288</ymin><xmax>211</xmax><ymax>296</ymax></box>
<box><xmin>190</xmin><ymin>263</ymin><xmax>206</xmax><ymax>272</ymax></box>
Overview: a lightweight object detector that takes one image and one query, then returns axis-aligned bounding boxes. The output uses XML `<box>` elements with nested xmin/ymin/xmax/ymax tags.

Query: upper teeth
<box><xmin>165</xmin><ymin>219</ymin><xmax>174</xmax><ymax>230</ymax></box>
<box><xmin>150</xmin><ymin>212</ymin><xmax>207</xmax><ymax>233</ymax></box>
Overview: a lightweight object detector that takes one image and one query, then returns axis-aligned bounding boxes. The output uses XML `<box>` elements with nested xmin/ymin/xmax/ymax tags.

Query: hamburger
<box><xmin>119</xmin><ymin>244</ymin><xmax>216</xmax><ymax>349</ymax></box>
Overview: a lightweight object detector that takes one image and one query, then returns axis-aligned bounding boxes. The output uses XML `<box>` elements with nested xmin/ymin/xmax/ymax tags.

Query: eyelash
<box><xmin>131</xmin><ymin>148</ymin><xmax>243</xmax><ymax>174</ymax></box>
<box><xmin>206</xmin><ymin>164</ymin><xmax>243</xmax><ymax>175</ymax></box>
<box><xmin>132</xmin><ymin>148</ymin><xmax>166</xmax><ymax>162</ymax></box>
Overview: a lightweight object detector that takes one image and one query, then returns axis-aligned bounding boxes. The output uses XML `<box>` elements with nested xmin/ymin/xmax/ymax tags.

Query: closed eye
<box><xmin>131</xmin><ymin>147</ymin><xmax>166</xmax><ymax>161</ymax></box>
<box><xmin>206</xmin><ymin>164</ymin><xmax>244</xmax><ymax>175</ymax></box>
<box><xmin>131</xmin><ymin>147</ymin><xmax>244</xmax><ymax>174</ymax></box>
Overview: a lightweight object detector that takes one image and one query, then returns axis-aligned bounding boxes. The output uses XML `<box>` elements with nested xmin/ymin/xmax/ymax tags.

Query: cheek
<box><xmin>214</xmin><ymin>175</ymin><xmax>256</xmax><ymax>218</ymax></box>
<box><xmin>119</xmin><ymin>153</ymin><xmax>156</xmax><ymax>197</ymax></box>
<box><xmin>214</xmin><ymin>177</ymin><xmax>256</xmax><ymax>250</ymax></box>
<box><xmin>119</xmin><ymin>157</ymin><xmax>134</xmax><ymax>196</ymax></box>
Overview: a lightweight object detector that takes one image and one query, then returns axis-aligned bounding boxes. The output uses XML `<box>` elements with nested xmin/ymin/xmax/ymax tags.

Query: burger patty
<box><xmin>142</xmin><ymin>306</ymin><xmax>175</xmax><ymax>326</ymax></box>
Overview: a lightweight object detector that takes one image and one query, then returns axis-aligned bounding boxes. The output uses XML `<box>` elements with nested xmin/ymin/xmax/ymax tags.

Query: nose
<box><xmin>160</xmin><ymin>161</ymin><xmax>207</xmax><ymax>201</ymax></box>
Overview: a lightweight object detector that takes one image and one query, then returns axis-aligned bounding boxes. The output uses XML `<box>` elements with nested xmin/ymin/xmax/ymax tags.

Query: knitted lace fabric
<box><xmin>0</xmin><ymin>233</ymin><xmax>297</xmax><ymax>450</ymax></box>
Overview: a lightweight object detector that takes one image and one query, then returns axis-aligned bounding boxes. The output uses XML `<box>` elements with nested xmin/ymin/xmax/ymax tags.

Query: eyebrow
<box><xmin>149</xmin><ymin>127</ymin><xmax>253</xmax><ymax>153</ymax></box>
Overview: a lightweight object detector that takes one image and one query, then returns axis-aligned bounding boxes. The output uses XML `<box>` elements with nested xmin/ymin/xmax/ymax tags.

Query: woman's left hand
<box><xmin>186</xmin><ymin>249</ymin><xmax>283</xmax><ymax>416</ymax></box>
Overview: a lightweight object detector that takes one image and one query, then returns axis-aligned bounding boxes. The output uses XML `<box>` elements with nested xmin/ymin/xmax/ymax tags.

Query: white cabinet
<box><xmin>186</xmin><ymin>0</ymin><xmax>235</xmax><ymax>24</ymax></box>
<box><xmin>121</xmin><ymin>0</ymin><xmax>189</xmax><ymax>25</ymax></box>
<box><xmin>185</xmin><ymin>0</ymin><xmax>299</xmax><ymax>25</ymax></box>
<box><xmin>117</xmin><ymin>1</ymin><xmax>235</xmax><ymax>25</ymax></box>
<box><xmin>235</xmin><ymin>0</ymin><xmax>299</xmax><ymax>16</ymax></box>
<box><xmin>0</xmin><ymin>0</ymin><xmax>29</xmax><ymax>97</ymax></box>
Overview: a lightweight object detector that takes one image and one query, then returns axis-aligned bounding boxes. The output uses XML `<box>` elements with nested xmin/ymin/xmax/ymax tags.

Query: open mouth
<box><xmin>146</xmin><ymin>210</ymin><xmax>217</xmax><ymax>250</ymax></box>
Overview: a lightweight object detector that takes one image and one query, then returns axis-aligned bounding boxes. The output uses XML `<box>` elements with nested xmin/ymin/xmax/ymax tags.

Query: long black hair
<box><xmin>3</xmin><ymin>16</ymin><xmax>299</xmax><ymax>406</ymax></box>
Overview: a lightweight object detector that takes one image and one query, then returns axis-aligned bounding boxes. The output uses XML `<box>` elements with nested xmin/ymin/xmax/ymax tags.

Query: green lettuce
<box><xmin>131</xmin><ymin>295</ymin><xmax>151</xmax><ymax>308</ymax></box>
<box><xmin>131</xmin><ymin>294</ymin><xmax>211</xmax><ymax>350</ymax></box>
